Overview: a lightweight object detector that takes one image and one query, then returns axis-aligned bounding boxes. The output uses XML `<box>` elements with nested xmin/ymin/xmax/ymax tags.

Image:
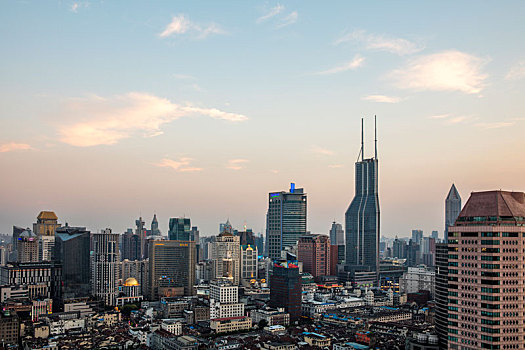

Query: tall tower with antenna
<box><xmin>344</xmin><ymin>116</ymin><xmax>380</xmax><ymax>284</ymax></box>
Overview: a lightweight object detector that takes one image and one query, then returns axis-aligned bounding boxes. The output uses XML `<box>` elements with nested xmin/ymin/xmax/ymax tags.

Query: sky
<box><xmin>1</xmin><ymin>1</ymin><xmax>524</xmax><ymax>239</ymax></box>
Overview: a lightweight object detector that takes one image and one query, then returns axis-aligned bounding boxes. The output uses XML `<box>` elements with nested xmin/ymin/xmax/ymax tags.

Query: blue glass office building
<box><xmin>344</xmin><ymin>118</ymin><xmax>380</xmax><ymax>280</ymax></box>
<box><xmin>266</xmin><ymin>184</ymin><xmax>307</xmax><ymax>260</ymax></box>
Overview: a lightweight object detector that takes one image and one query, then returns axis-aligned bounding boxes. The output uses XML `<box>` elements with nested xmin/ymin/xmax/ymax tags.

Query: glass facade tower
<box><xmin>168</xmin><ymin>217</ymin><xmax>191</xmax><ymax>241</ymax></box>
<box><xmin>345</xmin><ymin>117</ymin><xmax>380</xmax><ymax>280</ymax></box>
<box><xmin>266</xmin><ymin>184</ymin><xmax>307</xmax><ymax>260</ymax></box>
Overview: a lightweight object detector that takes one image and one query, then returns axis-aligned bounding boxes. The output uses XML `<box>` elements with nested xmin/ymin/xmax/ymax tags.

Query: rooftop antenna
<box><xmin>374</xmin><ymin>115</ymin><xmax>377</xmax><ymax>159</ymax></box>
<box><xmin>361</xmin><ymin>117</ymin><xmax>364</xmax><ymax>161</ymax></box>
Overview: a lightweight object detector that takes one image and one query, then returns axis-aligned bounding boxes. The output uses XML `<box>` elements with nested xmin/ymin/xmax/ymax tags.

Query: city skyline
<box><xmin>1</xmin><ymin>1</ymin><xmax>525</xmax><ymax>238</ymax></box>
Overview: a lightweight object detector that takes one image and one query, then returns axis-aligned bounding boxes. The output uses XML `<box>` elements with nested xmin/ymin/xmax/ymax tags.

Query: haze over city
<box><xmin>1</xmin><ymin>1</ymin><xmax>524</xmax><ymax>237</ymax></box>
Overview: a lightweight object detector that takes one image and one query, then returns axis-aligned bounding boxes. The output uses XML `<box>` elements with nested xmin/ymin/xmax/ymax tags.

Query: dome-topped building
<box><xmin>117</xmin><ymin>277</ymin><xmax>143</xmax><ymax>306</ymax></box>
<box><xmin>123</xmin><ymin>277</ymin><xmax>139</xmax><ymax>286</ymax></box>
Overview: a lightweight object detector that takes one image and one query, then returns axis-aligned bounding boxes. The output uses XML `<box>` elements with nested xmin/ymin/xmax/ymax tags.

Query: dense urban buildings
<box><xmin>444</xmin><ymin>190</ymin><xmax>525</xmax><ymax>349</ymax></box>
<box><xmin>344</xmin><ymin>118</ymin><xmax>380</xmax><ymax>283</ymax></box>
<box><xmin>266</xmin><ymin>183</ymin><xmax>307</xmax><ymax>260</ymax></box>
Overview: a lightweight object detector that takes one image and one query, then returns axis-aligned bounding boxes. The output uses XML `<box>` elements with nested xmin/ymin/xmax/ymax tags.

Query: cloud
<box><xmin>506</xmin><ymin>61</ymin><xmax>525</xmax><ymax>80</ymax></box>
<box><xmin>316</xmin><ymin>55</ymin><xmax>365</xmax><ymax>75</ymax></box>
<box><xmin>362</xmin><ymin>95</ymin><xmax>402</xmax><ymax>103</ymax></box>
<box><xmin>154</xmin><ymin>157</ymin><xmax>203</xmax><ymax>172</ymax></box>
<box><xmin>428</xmin><ymin>114</ymin><xmax>451</xmax><ymax>119</ymax></box>
<box><xmin>475</xmin><ymin>122</ymin><xmax>515</xmax><ymax>129</ymax></box>
<box><xmin>257</xmin><ymin>4</ymin><xmax>285</xmax><ymax>23</ymax></box>
<box><xmin>58</xmin><ymin>92</ymin><xmax>248</xmax><ymax>147</ymax></box>
<box><xmin>226</xmin><ymin>159</ymin><xmax>249</xmax><ymax>170</ymax></box>
<box><xmin>429</xmin><ymin>114</ymin><xmax>475</xmax><ymax>125</ymax></box>
<box><xmin>0</xmin><ymin>142</ymin><xmax>34</xmax><ymax>153</ymax></box>
<box><xmin>445</xmin><ymin>115</ymin><xmax>474</xmax><ymax>125</ymax></box>
<box><xmin>276</xmin><ymin>11</ymin><xmax>298</xmax><ymax>28</ymax></box>
<box><xmin>389</xmin><ymin>51</ymin><xmax>489</xmax><ymax>94</ymax></box>
<box><xmin>159</xmin><ymin>14</ymin><xmax>225</xmax><ymax>39</ymax></box>
<box><xmin>334</xmin><ymin>30</ymin><xmax>423</xmax><ymax>55</ymax></box>
<box><xmin>328</xmin><ymin>164</ymin><xmax>343</xmax><ymax>168</ymax></box>
<box><xmin>311</xmin><ymin>146</ymin><xmax>334</xmax><ymax>156</ymax></box>
<box><xmin>70</xmin><ymin>2</ymin><xmax>89</xmax><ymax>13</ymax></box>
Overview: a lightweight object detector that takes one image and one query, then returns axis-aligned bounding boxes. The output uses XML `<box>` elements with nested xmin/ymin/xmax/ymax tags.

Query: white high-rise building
<box><xmin>209</xmin><ymin>279</ymin><xmax>244</xmax><ymax>319</ymax></box>
<box><xmin>38</xmin><ymin>235</ymin><xmax>55</xmax><ymax>262</ymax></box>
<box><xmin>91</xmin><ymin>228</ymin><xmax>119</xmax><ymax>306</ymax></box>
<box><xmin>399</xmin><ymin>266</ymin><xmax>435</xmax><ymax>297</ymax></box>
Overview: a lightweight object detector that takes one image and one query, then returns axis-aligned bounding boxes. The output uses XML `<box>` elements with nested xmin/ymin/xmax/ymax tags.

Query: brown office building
<box><xmin>445</xmin><ymin>190</ymin><xmax>525</xmax><ymax>349</ymax></box>
<box><xmin>149</xmin><ymin>240</ymin><xmax>196</xmax><ymax>299</ymax></box>
<box><xmin>297</xmin><ymin>234</ymin><xmax>331</xmax><ymax>278</ymax></box>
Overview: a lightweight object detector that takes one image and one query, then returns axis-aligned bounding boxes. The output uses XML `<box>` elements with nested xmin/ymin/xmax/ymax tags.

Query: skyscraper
<box><xmin>329</xmin><ymin>222</ymin><xmax>344</xmax><ymax>246</ymax></box>
<box><xmin>122</xmin><ymin>229</ymin><xmax>141</xmax><ymax>261</ymax></box>
<box><xmin>445</xmin><ymin>190</ymin><xmax>525</xmax><ymax>349</ymax></box>
<box><xmin>411</xmin><ymin>229</ymin><xmax>423</xmax><ymax>245</ymax></box>
<box><xmin>297</xmin><ymin>234</ymin><xmax>331</xmax><ymax>278</ymax></box>
<box><xmin>33</xmin><ymin>211</ymin><xmax>60</xmax><ymax>236</ymax></box>
<box><xmin>168</xmin><ymin>217</ymin><xmax>191</xmax><ymax>241</ymax></box>
<box><xmin>240</xmin><ymin>244</ymin><xmax>258</xmax><ymax>283</ymax></box>
<box><xmin>329</xmin><ymin>222</ymin><xmax>345</xmax><ymax>264</ymax></box>
<box><xmin>150</xmin><ymin>214</ymin><xmax>161</xmax><ymax>236</ymax></box>
<box><xmin>135</xmin><ymin>216</ymin><xmax>146</xmax><ymax>259</ymax></box>
<box><xmin>17</xmin><ymin>230</ymin><xmax>38</xmax><ymax>263</ymax></box>
<box><xmin>211</xmin><ymin>232</ymin><xmax>240</xmax><ymax>285</ymax></box>
<box><xmin>269</xmin><ymin>260</ymin><xmax>301</xmax><ymax>322</ymax></box>
<box><xmin>444</xmin><ymin>183</ymin><xmax>461</xmax><ymax>239</ymax></box>
<box><xmin>434</xmin><ymin>242</ymin><xmax>448</xmax><ymax>349</ymax></box>
<box><xmin>54</xmin><ymin>225</ymin><xmax>91</xmax><ymax>297</ymax></box>
<box><xmin>266</xmin><ymin>183</ymin><xmax>307</xmax><ymax>260</ymax></box>
<box><xmin>344</xmin><ymin>117</ymin><xmax>380</xmax><ymax>280</ymax></box>
<box><xmin>149</xmin><ymin>240</ymin><xmax>196</xmax><ymax>299</ymax></box>
<box><xmin>91</xmin><ymin>228</ymin><xmax>120</xmax><ymax>306</ymax></box>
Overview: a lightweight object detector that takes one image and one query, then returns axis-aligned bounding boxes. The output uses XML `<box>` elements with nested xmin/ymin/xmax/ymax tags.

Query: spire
<box><xmin>374</xmin><ymin>115</ymin><xmax>377</xmax><ymax>160</ymax></box>
<box><xmin>447</xmin><ymin>184</ymin><xmax>461</xmax><ymax>201</ymax></box>
<box><xmin>361</xmin><ymin>117</ymin><xmax>364</xmax><ymax>161</ymax></box>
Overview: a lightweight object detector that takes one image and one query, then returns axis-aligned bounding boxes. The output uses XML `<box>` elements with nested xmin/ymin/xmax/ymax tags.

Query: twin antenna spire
<box><xmin>358</xmin><ymin>115</ymin><xmax>378</xmax><ymax>162</ymax></box>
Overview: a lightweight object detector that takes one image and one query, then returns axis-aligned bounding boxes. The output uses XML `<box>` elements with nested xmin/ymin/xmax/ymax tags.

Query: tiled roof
<box><xmin>458</xmin><ymin>190</ymin><xmax>525</xmax><ymax>218</ymax></box>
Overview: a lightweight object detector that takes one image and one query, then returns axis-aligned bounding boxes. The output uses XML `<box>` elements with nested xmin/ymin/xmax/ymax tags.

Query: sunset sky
<box><xmin>1</xmin><ymin>1</ymin><xmax>524</xmax><ymax>238</ymax></box>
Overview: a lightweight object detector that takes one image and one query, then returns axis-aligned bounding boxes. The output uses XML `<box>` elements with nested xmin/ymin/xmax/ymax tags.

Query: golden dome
<box><xmin>124</xmin><ymin>277</ymin><xmax>139</xmax><ymax>286</ymax></box>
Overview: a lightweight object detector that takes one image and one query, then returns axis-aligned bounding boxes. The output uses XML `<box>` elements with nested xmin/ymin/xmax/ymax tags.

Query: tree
<box><xmin>258</xmin><ymin>319</ymin><xmax>268</xmax><ymax>329</ymax></box>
